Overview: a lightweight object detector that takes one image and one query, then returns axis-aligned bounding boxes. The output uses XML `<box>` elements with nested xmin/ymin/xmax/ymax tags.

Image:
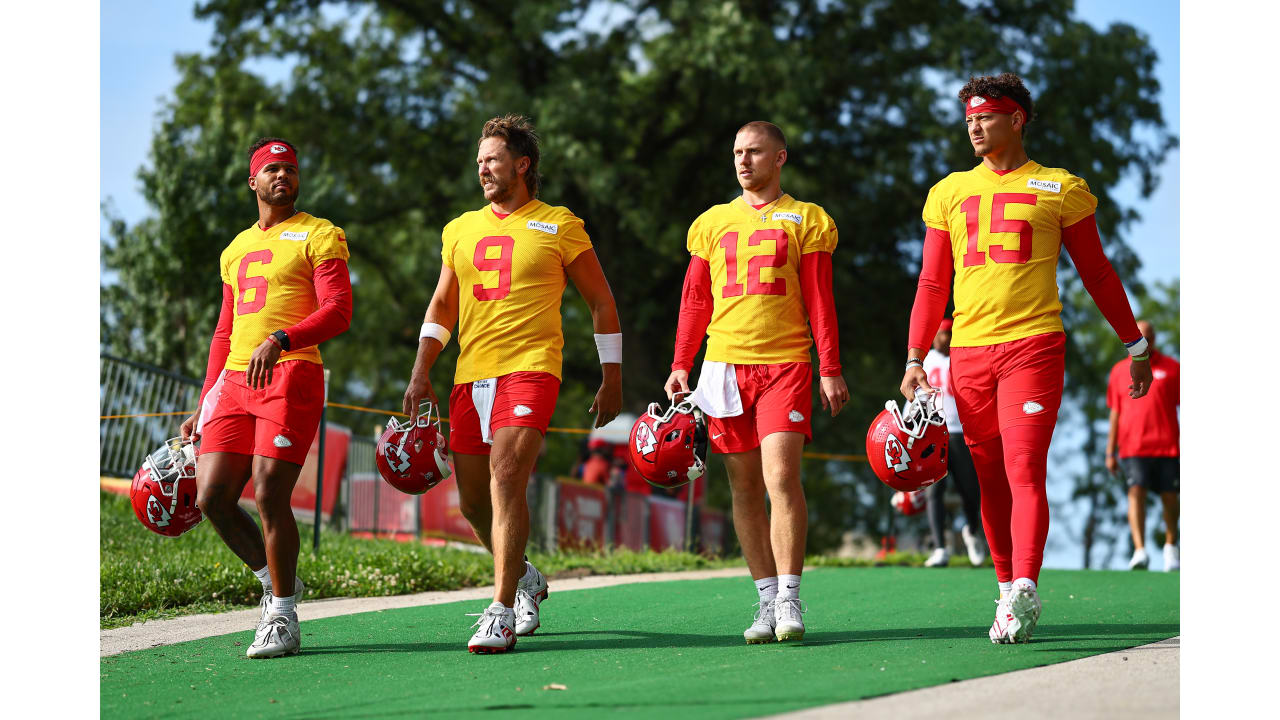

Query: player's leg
<box><xmin>448</xmin><ymin>381</ymin><xmax>496</xmax><ymax>550</ymax></box>
<box><xmin>924</xmin><ymin>474</ymin><xmax>951</xmax><ymax>566</ymax></box>
<box><xmin>722</xmin><ymin>448</ymin><xmax>780</xmax><ymax>643</ymax></box>
<box><xmin>1159</xmin><ymin>457</ymin><xmax>1179</xmax><ymax>571</ymax></box>
<box><xmin>758</xmin><ymin>431</ymin><xmax>808</xmax><ymax>641</ymax></box>
<box><xmin>488</xmin><ymin>425</ymin><xmax>543</xmax><ymax>607</ymax></box>
<box><xmin>948</xmin><ymin>433</ymin><xmax>985</xmax><ymax>566</ymax></box>
<box><xmin>1122</xmin><ymin>458</ymin><xmax>1150</xmax><ymax>569</ymax></box>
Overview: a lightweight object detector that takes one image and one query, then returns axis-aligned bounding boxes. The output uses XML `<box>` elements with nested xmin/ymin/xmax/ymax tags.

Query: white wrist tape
<box><xmin>1125</xmin><ymin>336</ymin><xmax>1149</xmax><ymax>357</ymax></box>
<box><xmin>594</xmin><ymin>333</ymin><xmax>622</xmax><ymax>364</ymax></box>
<box><xmin>420</xmin><ymin>322</ymin><xmax>451</xmax><ymax>346</ymax></box>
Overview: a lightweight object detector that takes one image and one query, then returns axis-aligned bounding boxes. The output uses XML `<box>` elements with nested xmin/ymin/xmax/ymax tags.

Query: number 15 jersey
<box><xmin>442</xmin><ymin>200</ymin><xmax>593</xmax><ymax>384</ymax></box>
<box><xmin>922</xmin><ymin>161</ymin><xmax>1097</xmax><ymax>347</ymax></box>
<box><xmin>688</xmin><ymin>194</ymin><xmax>838</xmax><ymax>365</ymax></box>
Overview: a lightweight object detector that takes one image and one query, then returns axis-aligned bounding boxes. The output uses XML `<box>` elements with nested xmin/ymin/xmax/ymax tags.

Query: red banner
<box><xmin>648</xmin><ymin>495</ymin><xmax>688</xmax><ymax>551</ymax></box>
<box><xmin>614</xmin><ymin>491</ymin><xmax>649</xmax><ymax>551</ymax></box>
<box><xmin>419</xmin><ymin>476</ymin><xmax>477</xmax><ymax>543</ymax></box>
<box><xmin>699</xmin><ymin>507</ymin><xmax>727</xmax><ymax>555</ymax></box>
<box><xmin>238</xmin><ymin>424</ymin><xmax>349</xmax><ymax>522</ymax></box>
<box><xmin>556</xmin><ymin>478</ymin><xmax>607</xmax><ymax>549</ymax></box>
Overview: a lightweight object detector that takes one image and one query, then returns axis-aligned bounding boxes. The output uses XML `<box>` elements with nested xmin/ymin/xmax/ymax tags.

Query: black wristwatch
<box><xmin>271</xmin><ymin>330</ymin><xmax>291</xmax><ymax>351</ymax></box>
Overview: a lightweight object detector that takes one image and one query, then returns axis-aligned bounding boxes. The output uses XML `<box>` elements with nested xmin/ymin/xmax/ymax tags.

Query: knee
<box><xmin>459</xmin><ymin>497</ymin><xmax>488</xmax><ymax>525</ymax></box>
<box><xmin>196</xmin><ymin>483</ymin><xmax>240</xmax><ymax>518</ymax></box>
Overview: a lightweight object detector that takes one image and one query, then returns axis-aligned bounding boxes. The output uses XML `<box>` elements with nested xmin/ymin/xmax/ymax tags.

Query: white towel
<box><xmin>194</xmin><ymin>369</ymin><xmax>226</xmax><ymax>436</ymax></box>
<box><xmin>688</xmin><ymin>361</ymin><xmax>743</xmax><ymax>418</ymax></box>
<box><xmin>471</xmin><ymin>378</ymin><xmax>497</xmax><ymax>445</ymax></box>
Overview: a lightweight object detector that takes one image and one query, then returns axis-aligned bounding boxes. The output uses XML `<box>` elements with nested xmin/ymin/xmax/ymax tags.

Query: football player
<box><xmin>401</xmin><ymin>115</ymin><xmax>622</xmax><ymax>653</ymax></box>
<box><xmin>180</xmin><ymin>137</ymin><xmax>352</xmax><ymax>658</ymax></box>
<box><xmin>665</xmin><ymin>121</ymin><xmax>849</xmax><ymax>644</ymax></box>
<box><xmin>900</xmin><ymin>73</ymin><xmax>1151</xmax><ymax>643</ymax></box>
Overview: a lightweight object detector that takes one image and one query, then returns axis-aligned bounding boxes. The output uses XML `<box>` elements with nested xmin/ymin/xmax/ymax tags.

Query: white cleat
<box><xmin>962</xmin><ymin>524</ymin><xmax>986</xmax><ymax>567</ymax></box>
<box><xmin>258</xmin><ymin>577</ymin><xmax>306</xmax><ymax>625</ymax></box>
<box><xmin>514</xmin><ymin>564</ymin><xmax>549</xmax><ymax>636</ymax></box>
<box><xmin>467</xmin><ymin>602</ymin><xmax>517</xmax><ymax>654</ymax></box>
<box><xmin>247</xmin><ymin>613</ymin><xmax>300</xmax><ymax>658</ymax></box>
<box><xmin>1129</xmin><ymin>547</ymin><xmax>1150</xmax><ymax>570</ymax></box>
<box><xmin>1005</xmin><ymin>579</ymin><xmax>1041</xmax><ymax>643</ymax></box>
<box><xmin>773</xmin><ymin>597</ymin><xmax>806</xmax><ymax>642</ymax></box>
<box><xmin>924</xmin><ymin>547</ymin><xmax>951</xmax><ymax>567</ymax></box>
<box><xmin>1163</xmin><ymin>544</ymin><xmax>1179</xmax><ymax>572</ymax></box>
<box><xmin>744</xmin><ymin>601</ymin><xmax>776</xmax><ymax>644</ymax></box>
<box><xmin>990</xmin><ymin>594</ymin><xmax>1015</xmax><ymax>644</ymax></box>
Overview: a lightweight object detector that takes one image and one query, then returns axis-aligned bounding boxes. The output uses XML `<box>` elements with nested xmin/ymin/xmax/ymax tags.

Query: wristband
<box><xmin>1131</xmin><ymin>353</ymin><xmax>1150</xmax><ymax>362</ymax></box>
<box><xmin>905</xmin><ymin>359</ymin><xmax>924</xmax><ymax>371</ymax></box>
<box><xmin>1124</xmin><ymin>336</ymin><xmax>1149</xmax><ymax>358</ymax></box>
<box><xmin>420</xmin><ymin>322</ymin><xmax>451</xmax><ymax>346</ymax></box>
<box><xmin>594</xmin><ymin>333</ymin><xmax>622</xmax><ymax>364</ymax></box>
<box><xmin>271</xmin><ymin>330</ymin><xmax>291</xmax><ymax>351</ymax></box>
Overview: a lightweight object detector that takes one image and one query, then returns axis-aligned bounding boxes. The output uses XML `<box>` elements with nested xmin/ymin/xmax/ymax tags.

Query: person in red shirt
<box><xmin>1106</xmin><ymin>321</ymin><xmax>1179</xmax><ymax>571</ymax></box>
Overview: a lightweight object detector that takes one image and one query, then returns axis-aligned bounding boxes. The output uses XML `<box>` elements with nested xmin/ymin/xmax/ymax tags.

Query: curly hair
<box><xmin>480</xmin><ymin>114</ymin><xmax>542</xmax><ymax>198</ymax></box>
<box><xmin>247</xmin><ymin>137</ymin><xmax>297</xmax><ymax>166</ymax></box>
<box><xmin>958</xmin><ymin>73</ymin><xmax>1034</xmax><ymax>135</ymax></box>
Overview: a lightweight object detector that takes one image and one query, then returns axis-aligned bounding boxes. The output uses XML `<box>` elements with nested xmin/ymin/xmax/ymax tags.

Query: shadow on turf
<box><xmin>296</xmin><ymin>623</ymin><xmax>1178</xmax><ymax>656</ymax></box>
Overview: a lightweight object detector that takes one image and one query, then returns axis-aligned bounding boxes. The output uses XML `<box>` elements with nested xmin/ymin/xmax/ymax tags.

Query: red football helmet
<box><xmin>375</xmin><ymin>401</ymin><xmax>452</xmax><ymax>494</ymax></box>
<box><xmin>866</xmin><ymin>391</ymin><xmax>949</xmax><ymax>492</ymax></box>
<box><xmin>892</xmin><ymin>490</ymin><xmax>928</xmax><ymax>516</ymax></box>
<box><xmin>627</xmin><ymin>399</ymin><xmax>707</xmax><ymax>489</ymax></box>
<box><xmin>130</xmin><ymin>437</ymin><xmax>203</xmax><ymax>537</ymax></box>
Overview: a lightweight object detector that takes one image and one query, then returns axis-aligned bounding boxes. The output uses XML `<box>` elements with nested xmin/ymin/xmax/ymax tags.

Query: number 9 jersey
<box><xmin>922</xmin><ymin>162</ymin><xmax>1096</xmax><ymax>347</ymax></box>
<box><xmin>688</xmin><ymin>194</ymin><xmax>838</xmax><ymax>365</ymax></box>
<box><xmin>219</xmin><ymin>212</ymin><xmax>350</xmax><ymax>370</ymax></box>
<box><xmin>442</xmin><ymin>200</ymin><xmax>593</xmax><ymax>385</ymax></box>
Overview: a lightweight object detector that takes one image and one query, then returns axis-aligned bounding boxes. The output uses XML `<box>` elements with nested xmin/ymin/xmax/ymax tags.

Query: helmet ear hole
<box><xmin>664</xmin><ymin>429</ymin><xmax>681</xmax><ymax>443</ymax></box>
<box><xmin>921</xmin><ymin>444</ymin><xmax>934</xmax><ymax>459</ymax></box>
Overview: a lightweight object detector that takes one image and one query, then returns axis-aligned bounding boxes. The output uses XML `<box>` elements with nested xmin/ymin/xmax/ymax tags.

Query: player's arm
<box><xmin>244</xmin><ymin>258</ymin><xmax>352</xmax><ymax>390</ymax></box>
<box><xmin>1106</xmin><ymin>406</ymin><xmax>1121</xmax><ymax>475</ymax></box>
<box><xmin>799</xmin><ymin>250</ymin><xmax>848</xmax><ymax>416</ymax></box>
<box><xmin>403</xmin><ymin>264</ymin><xmax>460</xmax><ymax>419</ymax></box>
<box><xmin>567</xmin><ymin>249</ymin><xmax>623</xmax><ymax>429</ymax></box>
<box><xmin>665</xmin><ymin>255</ymin><xmax>713</xmax><ymax>400</ymax></box>
<box><xmin>181</xmin><ymin>283</ymin><xmax>235</xmax><ymax>442</ymax></box>
<box><xmin>1061</xmin><ymin>215</ymin><xmax>1151</xmax><ymax>398</ymax></box>
<box><xmin>900</xmin><ymin>227</ymin><xmax>953</xmax><ymax>400</ymax></box>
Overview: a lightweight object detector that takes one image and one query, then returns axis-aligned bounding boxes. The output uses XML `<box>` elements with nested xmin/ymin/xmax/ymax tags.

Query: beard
<box><xmin>257</xmin><ymin>183</ymin><xmax>298</xmax><ymax>207</ymax></box>
<box><xmin>482</xmin><ymin>168</ymin><xmax>519</xmax><ymax>204</ymax></box>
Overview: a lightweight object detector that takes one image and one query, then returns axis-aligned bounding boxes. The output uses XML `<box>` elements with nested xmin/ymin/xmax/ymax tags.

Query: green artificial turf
<box><xmin>100</xmin><ymin>566</ymin><xmax>1178</xmax><ymax>718</ymax></box>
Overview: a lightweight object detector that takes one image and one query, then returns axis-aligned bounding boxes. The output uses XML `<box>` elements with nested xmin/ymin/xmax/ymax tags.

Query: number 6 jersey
<box><xmin>219</xmin><ymin>212</ymin><xmax>349</xmax><ymax>370</ymax></box>
<box><xmin>922</xmin><ymin>162</ymin><xmax>1096</xmax><ymax>347</ymax></box>
<box><xmin>442</xmin><ymin>200</ymin><xmax>593</xmax><ymax>385</ymax></box>
<box><xmin>687</xmin><ymin>194</ymin><xmax>838</xmax><ymax>365</ymax></box>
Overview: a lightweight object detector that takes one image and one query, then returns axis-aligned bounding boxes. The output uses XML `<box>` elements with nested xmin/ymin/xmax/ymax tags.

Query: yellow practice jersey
<box><xmin>688</xmin><ymin>194</ymin><xmax>838</xmax><ymax>364</ymax></box>
<box><xmin>922</xmin><ymin>161</ymin><xmax>1097</xmax><ymax>347</ymax></box>
<box><xmin>219</xmin><ymin>212</ymin><xmax>350</xmax><ymax>370</ymax></box>
<box><xmin>443</xmin><ymin>200</ymin><xmax>593</xmax><ymax>384</ymax></box>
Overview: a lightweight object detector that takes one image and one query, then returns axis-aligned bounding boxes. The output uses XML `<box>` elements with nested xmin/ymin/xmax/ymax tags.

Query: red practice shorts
<box><xmin>949</xmin><ymin>332</ymin><xmax>1066</xmax><ymax>445</ymax></box>
<box><xmin>449</xmin><ymin>371</ymin><xmax>561</xmax><ymax>455</ymax></box>
<box><xmin>198</xmin><ymin>360</ymin><xmax>325</xmax><ymax>466</ymax></box>
<box><xmin>709</xmin><ymin>362</ymin><xmax>813</xmax><ymax>454</ymax></box>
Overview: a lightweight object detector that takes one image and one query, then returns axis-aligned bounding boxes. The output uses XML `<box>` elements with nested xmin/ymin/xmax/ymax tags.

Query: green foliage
<box><xmin>101</xmin><ymin>0</ymin><xmax>1175</xmax><ymax>552</ymax></box>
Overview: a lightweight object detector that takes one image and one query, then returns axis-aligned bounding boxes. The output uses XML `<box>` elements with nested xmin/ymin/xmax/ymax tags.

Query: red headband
<box><xmin>250</xmin><ymin>142</ymin><xmax>299</xmax><ymax>177</ymax></box>
<box><xmin>965</xmin><ymin>94</ymin><xmax>1025</xmax><ymax>120</ymax></box>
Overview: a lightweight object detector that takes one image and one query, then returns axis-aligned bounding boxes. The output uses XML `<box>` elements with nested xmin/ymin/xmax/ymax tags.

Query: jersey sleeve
<box><xmin>800</xmin><ymin>209</ymin><xmax>838</xmax><ymax>254</ymax></box>
<box><xmin>921</xmin><ymin>181</ymin><xmax>950</xmax><ymax>231</ymax></box>
<box><xmin>440</xmin><ymin>219</ymin><xmax>457</xmax><ymax>270</ymax></box>
<box><xmin>1060</xmin><ymin>176</ymin><xmax>1099</xmax><ymax>228</ymax></box>
<box><xmin>686</xmin><ymin>215</ymin><xmax>710</xmax><ymax>260</ymax></box>
<box><xmin>305</xmin><ymin>225</ymin><xmax>351</xmax><ymax>267</ymax></box>
<box><xmin>559</xmin><ymin>214</ymin><xmax>593</xmax><ymax>267</ymax></box>
<box><xmin>218</xmin><ymin>247</ymin><xmax>232</xmax><ymax>285</ymax></box>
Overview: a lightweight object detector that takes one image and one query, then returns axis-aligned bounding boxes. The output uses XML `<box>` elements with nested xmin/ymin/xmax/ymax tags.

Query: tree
<box><xmin>102</xmin><ymin>0</ymin><xmax>1175</xmax><ymax>552</ymax></box>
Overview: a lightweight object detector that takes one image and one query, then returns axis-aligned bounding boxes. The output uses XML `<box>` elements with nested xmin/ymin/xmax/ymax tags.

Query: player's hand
<box><xmin>180</xmin><ymin>412</ymin><xmax>200</xmax><ymax>443</ymax></box>
<box><xmin>900</xmin><ymin>365</ymin><xmax>933</xmax><ymax>401</ymax></box>
<box><xmin>590</xmin><ymin>366</ymin><xmax>622</xmax><ymax>429</ymax></box>
<box><xmin>1105</xmin><ymin>454</ymin><xmax>1118</xmax><ymax>475</ymax></box>
<box><xmin>664</xmin><ymin>369</ymin><xmax>691</xmax><ymax>401</ymax></box>
<box><xmin>246</xmin><ymin>338</ymin><xmax>283</xmax><ymax>389</ymax></box>
<box><xmin>819</xmin><ymin>374</ymin><xmax>850</xmax><ymax>417</ymax></box>
<box><xmin>1128</xmin><ymin>359</ymin><xmax>1153</xmax><ymax>398</ymax></box>
<box><xmin>403</xmin><ymin>370</ymin><xmax>438</xmax><ymax>423</ymax></box>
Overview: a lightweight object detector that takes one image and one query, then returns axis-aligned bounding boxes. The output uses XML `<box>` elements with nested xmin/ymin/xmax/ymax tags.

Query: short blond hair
<box><xmin>736</xmin><ymin>121</ymin><xmax>787</xmax><ymax>150</ymax></box>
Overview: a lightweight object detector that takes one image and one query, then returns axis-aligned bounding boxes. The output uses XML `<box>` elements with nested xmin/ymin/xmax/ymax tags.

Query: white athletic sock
<box><xmin>253</xmin><ymin>566</ymin><xmax>272</xmax><ymax>592</ymax></box>
<box><xmin>777</xmin><ymin>574</ymin><xmax>801</xmax><ymax>600</ymax></box>
<box><xmin>270</xmin><ymin>592</ymin><xmax>296</xmax><ymax>616</ymax></box>
<box><xmin>754</xmin><ymin>576</ymin><xmax>779</xmax><ymax>604</ymax></box>
<box><xmin>998</xmin><ymin>581</ymin><xmax>1013</xmax><ymax>598</ymax></box>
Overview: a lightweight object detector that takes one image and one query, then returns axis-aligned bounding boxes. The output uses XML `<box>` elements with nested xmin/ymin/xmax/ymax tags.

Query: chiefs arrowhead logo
<box><xmin>146</xmin><ymin>495</ymin><xmax>171</xmax><ymax>528</ymax></box>
<box><xmin>884</xmin><ymin>435</ymin><xmax>911</xmax><ymax>473</ymax></box>
<box><xmin>970</xmin><ymin>96</ymin><xmax>986</xmax><ymax>108</ymax></box>
<box><xmin>634</xmin><ymin>422</ymin><xmax>658</xmax><ymax>458</ymax></box>
<box><xmin>386</xmin><ymin>443</ymin><xmax>411</xmax><ymax>474</ymax></box>
<box><xmin>270</xmin><ymin>144</ymin><xmax>289</xmax><ymax>154</ymax></box>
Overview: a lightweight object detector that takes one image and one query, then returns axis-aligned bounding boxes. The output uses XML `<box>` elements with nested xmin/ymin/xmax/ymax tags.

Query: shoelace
<box><xmin>254</xmin><ymin>615</ymin><xmax>292</xmax><ymax>644</ymax></box>
<box><xmin>750</xmin><ymin>601</ymin><xmax>773</xmax><ymax>625</ymax></box>
<box><xmin>774</xmin><ymin>598</ymin><xmax>807</xmax><ymax>621</ymax></box>
<box><xmin>514</xmin><ymin>588</ymin><xmax>535</xmax><ymax>617</ymax></box>
<box><xmin>466</xmin><ymin>607</ymin><xmax>508</xmax><ymax>634</ymax></box>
